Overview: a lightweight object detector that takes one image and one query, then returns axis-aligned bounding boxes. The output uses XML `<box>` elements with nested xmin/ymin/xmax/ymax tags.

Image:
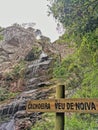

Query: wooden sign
<box><xmin>26</xmin><ymin>98</ymin><xmax>98</xmax><ymax>113</ymax></box>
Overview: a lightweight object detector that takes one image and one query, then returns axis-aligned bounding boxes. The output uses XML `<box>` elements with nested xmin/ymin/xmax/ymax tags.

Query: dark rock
<box><xmin>25</xmin><ymin>46</ymin><xmax>41</xmax><ymax>61</ymax></box>
<box><xmin>38</xmin><ymin>81</ymin><xmax>51</xmax><ymax>87</ymax></box>
<box><xmin>25</xmin><ymin>51</ymin><xmax>35</xmax><ymax>61</ymax></box>
<box><xmin>14</xmin><ymin>111</ymin><xmax>31</xmax><ymax>119</ymax></box>
<box><xmin>15</xmin><ymin>119</ymin><xmax>32</xmax><ymax>130</ymax></box>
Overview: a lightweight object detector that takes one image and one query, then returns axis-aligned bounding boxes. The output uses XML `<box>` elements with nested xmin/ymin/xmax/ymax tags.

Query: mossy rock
<box><xmin>25</xmin><ymin>46</ymin><xmax>42</xmax><ymax>61</ymax></box>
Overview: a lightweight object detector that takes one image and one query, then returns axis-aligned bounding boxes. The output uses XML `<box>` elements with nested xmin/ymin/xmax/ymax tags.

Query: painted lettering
<box><xmin>28</xmin><ymin>103</ymin><xmax>50</xmax><ymax>109</ymax></box>
<box><xmin>75</xmin><ymin>102</ymin><xmax>96</xmax><ymax>110</ymax></box>
<box><xmin>67</xmin><ymin>103</ymin><xmax>74</xmax><ymax>110</ymax></box>
<box><xmin>55</xmin><ymin>103</ymin><xmax>65</xmax><ymax>109</ymax></box>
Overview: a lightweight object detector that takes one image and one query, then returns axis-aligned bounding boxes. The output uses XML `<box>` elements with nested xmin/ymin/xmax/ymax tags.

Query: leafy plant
<box><xmin>47</xmin><ymin>1</ymin><xmax>98</xmax><ymax>129</ymax></box>
<box><xmin>25</xmin><ymin>45</ymin><xmax>42</xmax><ymax>61</ymax></box>
<box><xmin>31</xmin><ymin>113</ymin><xmax>98</xmax><ymax>130</ymax></box>
<box><xmin>5</xmin><ymin>60</ymin><xmax>26</xmax><ymax>80</ymax></box>
<box><xmin>31</xmin><ymin>113</ymin><xmax>55</xmax><ymax>130</ymax></box>
<box><xmin>48</xmin><ymin>0</ymin><xmax>98</xmax><ymax>42</ymax></box>
<box><xmin>0</xmin><ymin>87</ymin><xmax>18</xmax><ymax>101</ymax></box>
<box><xmin>65</xmin><ymin>113</ymin><xmax>97</xmax><ymax>130</ymax></box>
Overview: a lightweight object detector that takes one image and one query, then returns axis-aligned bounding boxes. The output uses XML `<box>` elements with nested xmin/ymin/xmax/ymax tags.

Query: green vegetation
<box><xmin>31</xmin><ymin>113</ymin><xmax>55</xmax><ymax>130</ymax></box>
<box><xmin>46</xmin><ymin>0</ymin><xmax>98</xmax><ymax>129</ymax></box>
<box><xmin>25</xmin><ymin>45</ymin><xmax>42</xmax><ymax>61</ymax></box>
<box><xmin>0</xmin><ymin>61</ymin><xmax>26</xmax><ymax>102</ymax></box>
<box><xmin>48</xmin><ymin>0</ymin><xmax>98</xmax><ymax>98</ymax></box>
<box><xmin>0</xmin><ymin>1</ymin><xmax>98</xmax><ymax>129</ymax></box>
<box><xmin>65</xmin><ymin>113</ymin><xmax>98</xmax><ymax>130</ymax></box>
<box><xmin>6</xmin><ymin>60</ymin><xmax>26</xmax><ymax>79</ymax></box>
<box><xmin>0</xmin><ymin>27</ymin><xmax>4</xmax><ymax>40</ymax></box>
<box><xmin>31</xmin><ymin>113</ymin><xmax>98</xmax><ymax>130</ymax></box>
<box><xmin>0</xmin><ymin>87</ymin><xmax>18</xmax><ymax>101</ymax></box>
<box><xmin>48</xmin><ymin>0</ymin><xmax>98</xmax><ymax>43</ymax></box>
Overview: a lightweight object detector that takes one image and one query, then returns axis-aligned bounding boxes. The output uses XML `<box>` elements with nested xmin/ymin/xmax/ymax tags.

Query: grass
<box><xmin>31</xmin><ymin>113</ymin><xmax>55</xmax><ymax>130</ymax></box>
<box><xmin>31</xmin><ymin>112</ymin><xmax>98</xmax><ymax>130</ymax></box>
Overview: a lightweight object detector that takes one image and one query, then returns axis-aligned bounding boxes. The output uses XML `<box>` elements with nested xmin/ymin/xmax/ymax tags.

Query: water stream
<box><xmin>0</xmin><ymin>53</ymin><xmax>52</xmax><ymax>130</ymax></box>
<box><xmin>0</xmin><ymin>119</ymin><xmax>15</xmax><ymax>130</ymax></box>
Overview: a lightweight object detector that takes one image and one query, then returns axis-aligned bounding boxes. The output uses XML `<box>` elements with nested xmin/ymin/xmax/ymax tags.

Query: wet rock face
<box><xmin>0</xmin><ymin>24</ymin><xmax>55</xmax><ymax>130</ymax></box>
<box><xmin>24</xmin><ymin>46</ymin><xmax>42</xmax><ymax>61</ymax></box>
<box><xmin>0</xmin><ymin>86</ymin><xmax>54</xmax><ymax>116</ymax></box>
<box><xmin>0</xmin><ymin>87</ymin><xmax>54</xmax><ymax>130</ymax></box>
<box><xmin>15</xmin><ymin>119</ymin><xmax>32</xmax><ymax>130</ymax></box>
<box><xmin>25</xmin><ymin>58</ymin><xmax>53</xmax><ymax>90</ymax></box>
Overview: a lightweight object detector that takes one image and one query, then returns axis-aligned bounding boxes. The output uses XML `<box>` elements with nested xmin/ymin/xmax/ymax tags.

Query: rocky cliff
<box><xmin>0</xmin><ymin>24</ymin><xmax>39</xmax><ymax>72</ymax></box>
<box><xmin>0</xmin><ymin>23</ymin><xmax>55</xmax><ymax>94</ymax></box>
<box><xmin>0</xmin><ymin>23</ymin><xmax>74</xmax><ymax>130</ymax></box>
<box><xmin>0</xmin><ymin>24</ymin><xmax>55</xmax><ymax>130</ymax></box>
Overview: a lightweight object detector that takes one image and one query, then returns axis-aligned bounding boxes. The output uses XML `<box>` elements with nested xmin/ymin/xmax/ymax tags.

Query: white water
<box><xmin>0</xmin><ymin>119</ymin><xmax>15</xmax><ymax>130</ymax></box>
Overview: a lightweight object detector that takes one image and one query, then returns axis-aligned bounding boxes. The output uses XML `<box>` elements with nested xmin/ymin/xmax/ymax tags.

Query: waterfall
<box><xmin>0</xmin><ymin>53</ymin><xmax>53</xmax><ymax>129</ymax></box>
<box><xmin>0</xmin><ymin>119</ymin><xmax>15</xmax><ymax>130</ymax></box>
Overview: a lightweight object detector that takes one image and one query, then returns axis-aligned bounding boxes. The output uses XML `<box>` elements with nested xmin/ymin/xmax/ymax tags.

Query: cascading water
<box><xmin>0</xmin><ymin>52</ymin><xmax>53</xmax><ymax>130</ymax></box>
<box><xmin>0</xmin><ymin>118</ymin><xmax>15</xmax><ymax>130</ymax></box>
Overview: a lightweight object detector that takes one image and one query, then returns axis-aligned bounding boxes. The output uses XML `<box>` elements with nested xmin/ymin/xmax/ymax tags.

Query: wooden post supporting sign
<box><xmin>55</xmin><ymin>85</ymin><xmax>65</xmax><ymax>130</ymax></box>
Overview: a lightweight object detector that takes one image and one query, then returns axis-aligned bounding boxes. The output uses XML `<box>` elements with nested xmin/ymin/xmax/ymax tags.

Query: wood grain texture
<box><xmin>26</xmin><ymin>98</ymin><xmax>98</xmax><ymax>113</ymax></box>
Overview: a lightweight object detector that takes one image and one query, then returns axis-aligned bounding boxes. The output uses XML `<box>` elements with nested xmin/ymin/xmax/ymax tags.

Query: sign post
<box><xmin>27</xmin><ymin>99</ymin><xmax>98</xmax><ymax>113</ymax></box>
<box><xmin>55</xmin><ymin>85</ymin><xmax>65</xmax><ymax>130</ymax></box>
<box><xmin>26</xmin><ymin>85</ymin><xmax>98</xmax><ymax>130</ymax></box>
